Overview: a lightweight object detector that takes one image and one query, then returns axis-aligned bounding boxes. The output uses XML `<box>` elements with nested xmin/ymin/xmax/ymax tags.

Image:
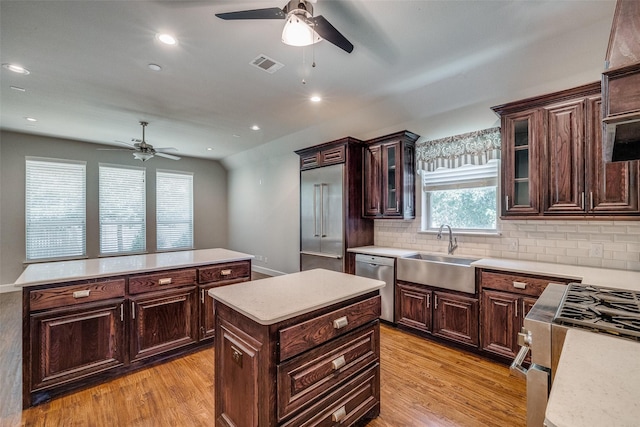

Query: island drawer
<box><xmin>29</xmin><ymin>279</ymin><xmax>125</xmax><ymax>311</ymax></box>
<box><xmin>197</xmin><ymin>261</ymin><xmax>250</xmax><ymax>284</ymax></box>
<box><xmin>129</xmin><ymin>268</ymin><xmax>197</xmax><ymax>294</ymax></box>
<box><xmin>277</xmin><ymin>324</ymin><xmax>379</xmax><ymax>420</ymax></box>
<box><xmin>278</xmin><ymin>295</ymin><xmax>381</xmax><ymax>362</ymax></box>
<box><xmin>479</xmin><ymin>270</ymin><xmax>573</xmax><ymax>297</ymax></box>
<box><xmin>280</xmin><ymin>364</ymin><xmax>379</xmax><ymax>427</ymax></box>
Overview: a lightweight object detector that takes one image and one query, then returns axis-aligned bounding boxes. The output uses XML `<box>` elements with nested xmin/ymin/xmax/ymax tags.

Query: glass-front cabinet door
<box><xmin>382</xmin><ymin>142</ymin><xmax>400</xmax><ymax>215</ymax></box>
<box><xmin>502</xmin><ymin>110</ymin><xmax>540</xmax><ymax>216</ymax></box>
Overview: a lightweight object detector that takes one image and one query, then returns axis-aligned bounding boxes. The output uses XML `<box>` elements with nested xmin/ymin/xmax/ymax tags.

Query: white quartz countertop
<box><xmin>545</xmin><ymin>329</ymin><xmax>640</xmax><ymax>427</ymax></box>
<box><xmin>208</xmin><ymin>268</ymin><xmax>385</xmax><ymax>325</ymax></box>
<box><xmin>14</xmin><ymin>248</ymin><xmax>254</xmax><ymax>287</ymax></box>
<box><xmin>472</xmin><ymin>258</ymin><xmax>640</xmax><ymax>292</ymax></box>
<box><xmin>347</xmin><ymin>246</ymin><xmax>419</xmax><ymax>258</ymax></box>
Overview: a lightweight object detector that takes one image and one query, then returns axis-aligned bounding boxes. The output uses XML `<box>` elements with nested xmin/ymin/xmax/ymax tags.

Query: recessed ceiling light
<box><xmin>25</xmin><ymin>117</ymin><xmax>37</xmax><ymax>122</ymax></box>
<box><xmin>310</xmin><ymin>95</ymin><xmax>322</xmax><ymax>102</ymax></box>
<box><xmin>232</xmin><ymin>134</ymin><xmax>240</xmax><ymax>138</ymax></box>
<box><xmin>207</xmin><ymin>147</ymin><xmax>213</xmax><ymax>151</ymax></box>
<box><xmin>148</xmin><ymin>63</ymin><xmax>162</xmax><ymax>72</ymax></box>
<box><xmin>156</xmin><ymin>33</ymin><xmax>178</xmax><ymax>45</ymax></box>
<box><xmin>11</xmin><ymin>86</ymin><xmax>26</xmax><ymax>92</ymax></box>
<box><xmin>251</xmin><ymin>125</ymin><xmax>260</xmax><ymax>131</ymax></box>
<box><xmin>2</xmin><ymin>63</ymin><xmax>30</xmax><ymax>75</ymax></box>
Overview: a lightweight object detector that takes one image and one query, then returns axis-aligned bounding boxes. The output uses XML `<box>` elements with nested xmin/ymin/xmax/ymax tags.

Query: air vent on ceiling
<box><xmin>250</xmin><ymin>54</ymin><xmax>284</xmax><ymax>74</ymax></box>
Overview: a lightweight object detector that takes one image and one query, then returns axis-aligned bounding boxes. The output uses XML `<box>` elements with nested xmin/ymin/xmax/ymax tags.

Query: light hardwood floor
<box><xmin>0</xmin><ymin>282</ymin><xmax>526</xmax><ymax>427</ymax></box>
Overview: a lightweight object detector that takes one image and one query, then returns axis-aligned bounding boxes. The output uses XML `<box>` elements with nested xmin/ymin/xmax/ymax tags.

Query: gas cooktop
<box><xmin>553</xmin><ymin>283</ymin><xmax>640</xmax><ymax>341</ymax></box>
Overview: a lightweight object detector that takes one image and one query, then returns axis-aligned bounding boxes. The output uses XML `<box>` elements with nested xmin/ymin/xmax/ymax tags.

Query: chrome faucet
<box><xmin>437</xmin><ymin>224</ymin><xmax>458</xmax><ymax>255</ymax></box>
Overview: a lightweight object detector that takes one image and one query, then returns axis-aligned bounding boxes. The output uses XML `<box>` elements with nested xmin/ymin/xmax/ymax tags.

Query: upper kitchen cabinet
<box><xmin>363</xmin><ymin>130</ymin><xmax>420</xmax><ymax>219</ymax></box>
<box><xmin>295</xmin><ymin>138</ymin><xmax>374</xmax><ymax>274</ymax></box>
<box><xmin>492</xmin><ymin>82</ymin><xmax>640</xmax><ymax>219</ymax></box>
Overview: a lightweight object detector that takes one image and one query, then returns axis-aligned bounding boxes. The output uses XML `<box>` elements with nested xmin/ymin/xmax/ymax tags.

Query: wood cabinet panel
<box><xmin>129</xmin><ymin>268</ymin><xmax>196</xmax><ymax>294</ymax></box>
<box><xmin>29</xmin><ymin>279</ymin><xmax>125</xmax><ymax>311</ymax></box>
<box><xmin>363</xmin><ymin>144</ymin><xmax>382</xmax><ymax>217</ymax></box>
<box><xmin>279</xmin><ymin>296</ymin><xmax>380</xmax><ymax>362</ymax></box>
<box><xmin>480</xmin><ymin>289</ymin><xmax>519</xmax><ymax>359</ymax></box>
<box><xmin>432</xmin><ymin>292</ymin><xmax>479</xmax><ymax>347</ymax></box>
<box><xmin>129</xmin><ymin>286</ymin><xmax>198</xmax><ymax>361</ymax></box>
<box><xmin>277</xmin><ymin>325</ymin><xmax>378</xmax><ymax>420</ymax></box>
<box><xmin>198</xmin><ymin>261</ymin><xmax>250</xmax><ymax>284</ymax></box>
<box><xmin>543</xmin><ymin>100</ymin><xmax>585</xmax><ymax>213</ymax></box>
<box><xmin>30</xmin><ymin>298</ymin><xmax>125</xmax><ymax>391</ymax></box>
<box><xmin>396</xmin><ymin>282</ymin><xmax>431</xmax><ymax>332</ymax></box>
<box><xmin>479</xmin><ymin>270</ymin><xmax>571</xmax><ymax>297</ymax></box>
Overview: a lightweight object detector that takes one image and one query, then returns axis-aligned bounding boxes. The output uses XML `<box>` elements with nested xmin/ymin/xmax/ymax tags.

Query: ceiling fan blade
<box><xmin>155</xmin><ymin>152</ymin><xmax>181</xmax><ymax>161</ymax></box>
<box><xmin>309</xmin><ymin>15</ymin><xmax>353</xmax><ymax>53</ymax></box>
<box><xmin>114</xmin><ymin>140</ymin><xmax>136</xmax><ymax>147</ymax></box>
<box><xmin>97</xmin><ymin>148</ymin><xmax>134</xmax><ymax>151</ymax></box>
<box><xmin>154</xmin><ymin>147</ymin><xmax>179</xmax><ymax>152</ymax></box>
<box><xmin>215</xmin><ymin>7</ymin><xmax>286</xmax><ymax>20</ymax></box>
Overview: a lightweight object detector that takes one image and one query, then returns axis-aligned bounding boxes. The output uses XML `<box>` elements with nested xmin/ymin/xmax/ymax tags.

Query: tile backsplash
<box><xmin>374</xmin><ymin>219</ymin><xmax>640</xmax><ymax>271</ymax></box>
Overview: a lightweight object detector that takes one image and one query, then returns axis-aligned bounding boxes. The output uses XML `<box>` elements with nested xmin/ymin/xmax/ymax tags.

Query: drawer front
<box><xmin>30</xmin><ymin>279</ymin><xmax>125</xmax><ymax>311</ymax></box>
<box><xmin>129</xmin><ymin>268</ymin><xmax>196</xmax><ymax>294</ymax></box>
<box><xmin>277</xmin><ymin>324</ymin><xmax>379</xmax><ymax>420</ymax></box>
<box><xmin>280</xmin><ymin>364</ymin><xmax>379</xmax><ymax>427</ymax></box>
<box><xmin>480</xmin><ymin>270</ymin><xmax>572</xmax><ymax>297</ymax></box>
<box><xmin>320</xmin><ymin>146</ymin><xmax>345</xmax><ymax>166</ymax></box>
<box><xmin>198</xmin><ymin>261</ymin><xmax>250</xmax><ymax>284</ymax></box>
<box><xmin>279</xmin><ymin>296</ymin><xmax>380</xmax><ymax>362</ymax></box>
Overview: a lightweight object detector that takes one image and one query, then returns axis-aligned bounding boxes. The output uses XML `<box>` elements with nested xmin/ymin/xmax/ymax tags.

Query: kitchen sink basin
<box><xmin>397</xmin><ymin>253</ymin><xmax>479</xmax><ymax>294</ymax></box>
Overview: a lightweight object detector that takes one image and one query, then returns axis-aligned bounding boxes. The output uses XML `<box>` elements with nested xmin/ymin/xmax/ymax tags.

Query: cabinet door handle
<box><xmin>131</xmin><ymin>301</ymin><xmax>136</xmax><ymax>319</ymax></box>
<box><xmin>333</xmin><ymin>316</ymin><xmax>348</xmax><ymax>329</ymax></box>
<box><xmin>581</xmin><ymin>191</ymin><xmax>585</xmax><ymax>211</ymax></box>
<box><xmin>331</xmin><ymin>406</ymin><xmax>347</xmax><ymax>423</ymax></box>
<box><xmin>73</xmin><ymin>289</ymin><xmax>91</xmax><ymax>299</ymax></box>
<box><xmin>434</xmin><ymin>294</ymin><xmax>438</xmax><ymax>309</ymax></box>
<box><xmin>513</xmin><ymin>281</ymin><xmax>527</xmax><ymax>290</ymax></box>
<box><xmin>515</xmin><ymin>300</ymin><xmax>518</xmax><ymax>318</ymax></box>
<box><xmin>505</xmin><ymin>195</ymin><xmax>509</xmax><ymax>211</ymax></box>
<box><xmin>120</xmin><ymin>303</ymin><xmax>124</xmax><ymax>322</ymax></box>
<box><xmin>331</xmin><ymin>355</ymin><xmax>346</xmax><ymax>371</ymax></box>
<box><xmin>590</xmin><ymin>191</ymin><xmax>594</xmax><ymax>211</ymax></box>
<box><xmin>158</xmin><ymin>278</ymin><xmax>172</xmax><ymax>285</ymax></box>
<box><xmin>201</xmin><ymin>289</ymin><xmax>205</xmax><ymax>304</ymax></box>
<box><xmin>426</xmin><ymin>293</ymin><xmax>430</xmax><ymax>309</ymax></box>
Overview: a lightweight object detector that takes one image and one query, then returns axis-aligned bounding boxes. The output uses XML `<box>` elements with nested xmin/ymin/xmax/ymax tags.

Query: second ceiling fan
<box><xmin>215</xmin><ymin>0</ymin><xmax>354</xmax><ymax>53</ymax></box>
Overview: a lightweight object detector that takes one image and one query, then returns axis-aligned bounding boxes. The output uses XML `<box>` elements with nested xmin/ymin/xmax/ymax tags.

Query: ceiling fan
<box><xmin>215</xmin><ymin>0</ymin><xmax>354</xmax><ymax>53</ymax></box>
<box><xmin>99</xmin><ymin>121</ymin><xmax>181</xmax><ymax>162</ymax></box>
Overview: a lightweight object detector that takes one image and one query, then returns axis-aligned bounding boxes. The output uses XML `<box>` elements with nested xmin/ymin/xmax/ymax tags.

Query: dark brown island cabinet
<box><xmin>19</xmin><ymin>249</ymin><xmax>251</xmax><ymax>407</ymax></box>
<box><xmin>493</xmin><ymin>82</ymin><xmax>640</xmax><ymax>219</ymax></box>
<box><xmin>209</xmin><ymin>269</ymin><xmax>383</xmax><ymax>427</ymax></box>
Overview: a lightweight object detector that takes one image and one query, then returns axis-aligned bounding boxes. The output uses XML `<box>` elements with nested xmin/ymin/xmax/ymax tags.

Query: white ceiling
<box><xmin>0</xmin><ymin>0</ymin><xmax>616</xmax><ymax>161</ymax></box>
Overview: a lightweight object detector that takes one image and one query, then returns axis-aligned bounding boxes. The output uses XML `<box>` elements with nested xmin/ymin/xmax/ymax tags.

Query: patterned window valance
<box><xmin>416</xmin><ymin>127</ymin><xmax>501</xmax><ymax>172</ymax></box>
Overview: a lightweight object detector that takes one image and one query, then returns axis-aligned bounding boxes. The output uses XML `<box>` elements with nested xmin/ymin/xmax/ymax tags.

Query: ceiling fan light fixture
<box><xmin>133</xmin><ymin>151</ymin><xmax>154</xmax><ymax>162</ymax></box>
<box><xmin>281</xmin><ymin>14</ymin><xmax>321</xmax><ymax>47</ymax></box>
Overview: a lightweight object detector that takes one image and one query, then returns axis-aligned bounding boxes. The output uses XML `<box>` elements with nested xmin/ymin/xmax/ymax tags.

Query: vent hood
<box><xmin>602</xmin><ymin>0</ymin><xmax>640</xmax><ymax>162</ymax></box>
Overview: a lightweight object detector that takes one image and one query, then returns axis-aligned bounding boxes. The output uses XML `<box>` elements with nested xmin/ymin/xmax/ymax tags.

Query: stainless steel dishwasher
<box><xmin>355</xmin><ymin>254</ymin><xmax>395</xmax><ymax>322</ymax></box>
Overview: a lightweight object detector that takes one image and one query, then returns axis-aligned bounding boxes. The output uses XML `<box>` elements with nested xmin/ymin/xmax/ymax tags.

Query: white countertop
<box><xmin>472</xmin><ymin>258</ymin><xmax>640</xmax><ymax>292</ymax></box>
<box><xmin>348</xmin><ymin>246</ymin><xmax>419</xmax><ymax>258</ymax></box>
<box><xmin>14</xmin><ymin>248</ymin><xmax>254</xmax><ymax>287</ymax></box>
<box><xmin>545</xmin><ymin>329</ymin><xmax>640</xmax><ymax>427</ymax></box>
<box><xmin>208</xmin><ymin>268</ymin><xmax>385</xmax><ymax>325</ymax></box>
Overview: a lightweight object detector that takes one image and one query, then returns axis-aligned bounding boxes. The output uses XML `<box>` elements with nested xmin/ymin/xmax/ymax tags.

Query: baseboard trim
<box><xmin>252</xmin><ymin>266</ymin><xmax>286</xmax><ymax>277</ymax></box>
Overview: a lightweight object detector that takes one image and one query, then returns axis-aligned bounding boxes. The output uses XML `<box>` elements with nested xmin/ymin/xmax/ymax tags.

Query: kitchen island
<box><xmin>208</xmin><ymin>268</ymin><xmax>384</xmax><ymax>427</ymax></box>
<box><xmin>16</xmin><ymin>248</ymin><xmax>253</xmax><ymax>407</ymax></box>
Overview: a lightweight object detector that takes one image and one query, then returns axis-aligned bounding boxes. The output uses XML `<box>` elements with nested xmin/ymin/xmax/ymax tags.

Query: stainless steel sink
<box><xmin>397</xmin><ymin>253</ymin><xmax>479</xmax><ymax>294</ymax></box>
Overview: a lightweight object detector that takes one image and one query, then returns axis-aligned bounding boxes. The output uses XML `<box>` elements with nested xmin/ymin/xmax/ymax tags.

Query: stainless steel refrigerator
<box><xmin>300</xmin><ymin>163</ymin><xmax>344</xmax><ymax>272</ymax></box>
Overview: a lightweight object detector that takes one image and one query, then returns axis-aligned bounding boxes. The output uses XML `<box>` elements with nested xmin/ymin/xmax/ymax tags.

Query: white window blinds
<box><xmin>25</xmin><ymin>157</ymin><xmax>86</xmax><ymax>261</ymax></box>
<box><xmin>156</xmin><ymin>170</ymin><xmax>193</xmax><ymax>250</ymax></box>
<box><xmin>99</xmin><ymin>164</ymin><xmax>146</xmax><ymax>255</ymax></box>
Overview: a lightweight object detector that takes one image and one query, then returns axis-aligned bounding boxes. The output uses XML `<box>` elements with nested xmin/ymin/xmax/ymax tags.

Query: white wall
<box><xmin>0</xmin><ymin>131</ymin><xmax>229</xmax><ymax>284</ymax></box>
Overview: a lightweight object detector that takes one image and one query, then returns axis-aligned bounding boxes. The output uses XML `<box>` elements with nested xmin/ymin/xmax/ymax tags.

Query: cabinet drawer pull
<box><xmin>331</xmin><ymin>406</ymin><xmax>347</xmax><ymax>423</ymax></box>
<box><xmin>73</xmin><ymin>290</ymin><xmax>91</xmax><ymax>299</ymax></box>
<box><xmin>220</xmin><ymin>269</ymin><xmax>232</xmax><ymax>276</ymax></box>
<box><xmin>331</xmin><ymin>355</ymin><xmax>346</xmax><ymax>371</ymax></box>
<box><xmin>512</xmin><ymin>281</ymin><xmax>527</xmax><ymax>290</ymax></box>
<box><xmin>332</xmin><ymin>316</ymin><xmax>348</xmax><ymax>329</ymax></box>
<box><xmin>158</xmin><ymin>278</ymin><xmax>172</xmax><ymax>285</ymax></box>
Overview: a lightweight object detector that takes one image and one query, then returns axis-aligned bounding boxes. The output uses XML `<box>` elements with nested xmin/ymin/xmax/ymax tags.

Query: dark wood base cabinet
<box><xmin>22</xmin><ymin>260</ymin><xmax>250</xmax><ymax>408</ymax></box>
<box><xmin>214</xmin><ymin>293</ymin><xmax>381</xmax><ymax>427</ymax></box>
<box><xmin>396</xmin><ymin>281</ymin><xmax>479</xmax><ymax>348</ymax></box>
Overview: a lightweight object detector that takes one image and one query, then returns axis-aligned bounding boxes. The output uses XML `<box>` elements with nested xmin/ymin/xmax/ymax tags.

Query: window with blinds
<box><xmin>156</xmin><ymin>170</ymin><xmax>193</xmax><ymax>250</ymax></box>
<box><xmin>99</xmin><ymin>164</ymin><xmax>146</xmax><ymax>255</ymax></box>
<box><xmin>25</xmin><ymin>157</ymin><xmax>87</xmax><ymax>261</ymax></box>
